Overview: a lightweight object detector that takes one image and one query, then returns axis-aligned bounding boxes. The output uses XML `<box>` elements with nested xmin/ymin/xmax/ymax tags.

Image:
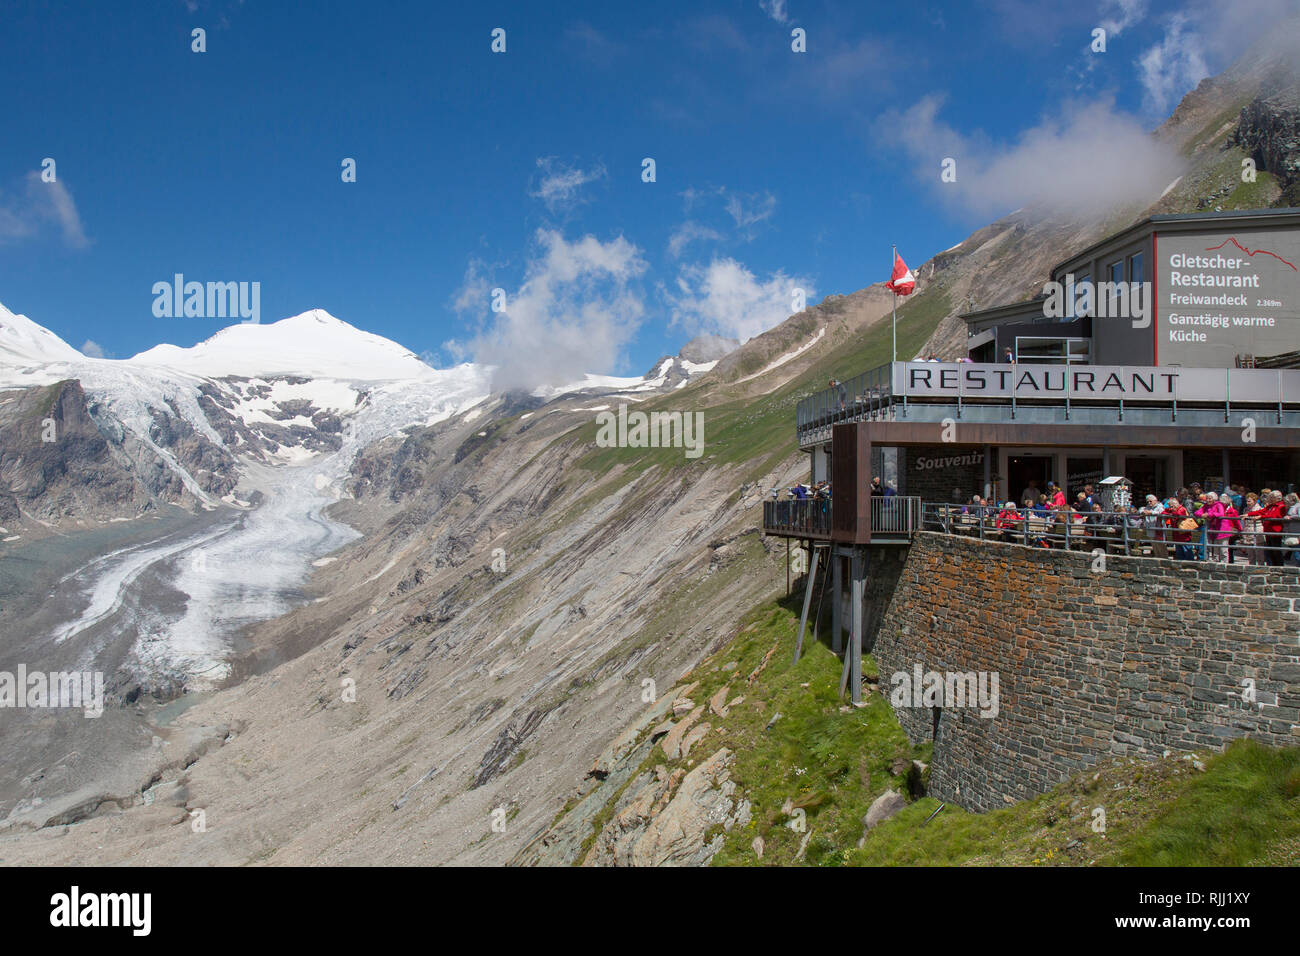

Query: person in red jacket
<box><xmin>1164</xmin><ymin>498</ymin><xmax>1193</xmax><ymax>560</ymax></box>
<box><xmin>1248</xmin><ymin>491</ymin><xmax>1289</xmax><ymax>566</ymax></box>
<box><xmin>1047</xmin><ymin>482</ymin><xmax>1067</xmax><ymax>509</ymax></box>
<box><xmin>996</xmin><ymin>501</ymin><xmax>1022</xmax><ymax>543</ymax></box>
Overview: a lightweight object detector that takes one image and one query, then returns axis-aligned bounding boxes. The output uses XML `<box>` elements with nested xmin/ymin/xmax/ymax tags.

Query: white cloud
<box><xmin>450</xmin><ymin>258</ymin><xmax>492</xmax><ymax>316</ymax></box>
<box><xmin>879</xmin><ymin>93</ymin><xmax>1181</xmax><ymax>221</ymax></box>
<box><xmin>530</xmin><ymin>157</ymin><xmax>607</xmax><ymax>210</ymax></box>
<box><xmin>666</xmin><ymin>257</ymin><xmax>813</xmax><ymax>343</ymax></box>
<box><xmin>1099</xmin><ymin>0</ymin><xmax>1148</xmax><ymax>36</ymax></box>
<box><xmin>80</xmin><ymin>339</ymin><xmax>107</xmax><ymax>359</ymax></box>
<box><xmin>760</xmin><ymin>0</ymin><xmax>789</xmax><ymax>24</ymax></box>
<box><xmin>0</xmin><ymin>172</ymin><xmax>89</xmax><ymax>248</ymax></box>
<box><xmin>448</xmin><ymin>230</ymin><xmax>647</xmax><ymax>391</ymax></box>
<box><xmin>725</xmin><ymin>191</ymin><xmax>777</xmax><ymax>232</ymax></box>
<box><xmin>668</xmin><ymin>220</ymin><xmax>724</xmax><ymax>259</ymax></box>
<box><xmin>1137</xmin><ymin>12</ymin><xmax>1210</xmax><ymax>115</ymax></box>
<box><xmin>667</xmin><ymin>186</ymin><xmax>775</xmax><ymax>257</ymax></box>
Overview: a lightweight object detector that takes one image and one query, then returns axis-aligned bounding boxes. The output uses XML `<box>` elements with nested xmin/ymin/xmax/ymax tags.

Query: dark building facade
<box><xmin>964</xmin><ymin>208</ymin><xmax>1300</xmax><ymax>368</ymax></box>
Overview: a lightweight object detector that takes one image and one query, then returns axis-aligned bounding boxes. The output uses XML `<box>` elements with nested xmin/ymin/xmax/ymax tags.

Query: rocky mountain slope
<box><xmin>0</xmin><ymin>27</ymin><xmax>1297</xmax><ymax>865</ymax></box>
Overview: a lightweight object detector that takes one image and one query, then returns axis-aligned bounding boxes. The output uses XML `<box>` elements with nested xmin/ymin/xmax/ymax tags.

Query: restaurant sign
<box><xmin>894</xmin><ymin>362</ymin><xmax>1300</xmax><ymax>403</ymax></box>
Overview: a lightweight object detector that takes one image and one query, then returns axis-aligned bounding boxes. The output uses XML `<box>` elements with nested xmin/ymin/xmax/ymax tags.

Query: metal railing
<box><xmin>763</xmin><ymin>499</ymin><xmax>832</xmax><ymax>538</ymax></box>
<box><xmin>761</xmin><ymin>497</ymin><xmax>1299</xmax><ymax>564</ymax></box>
<box><xmin>761</xmin><ymin>496</ymin><xmax>922</xmax><ymax>539</ymax></box>
<box><xmin>796</xmin><ymin>364</ymin><xmax>895</xmax><ymax>445</ymax></box>
<box><xmin>871</xmin><ymin>495</ymin><xmax>922</xmax><ymax>535</ymax></box>
<box><xmin>920</xmin><ymin>501</ymin><xmax>1300</xmax><ymax>565</ymax></box>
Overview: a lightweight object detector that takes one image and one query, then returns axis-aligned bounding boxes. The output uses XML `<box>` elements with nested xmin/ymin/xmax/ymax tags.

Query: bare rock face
<box><xmin>660</xmin><ymin>705</ymin><xmax>704</xmax><ymax>760</ymax></box>
<box><xmin>582</xmin><ymin>747</ymin><xmax>752</xmax><ymax>867</ymax></box>
<box><xmin>1232</xmin><ymin>83</ymin><xmax>1300</xmax><ymax>204</ymax></box>
<box><xmin>0</xmin><ymin>380</ymin><xmax>154</xmax><ymax>521</ymax></box>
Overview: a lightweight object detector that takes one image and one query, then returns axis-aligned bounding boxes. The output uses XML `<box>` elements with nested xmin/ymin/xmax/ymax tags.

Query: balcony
<box><xmin>763</xmin><ymin>499</ymin><xmax>832</xmax><ymax>539</ymax></box>
<box><xmin>761</xmin><ymin>496</ymin><xmax>922</xmax><ymax>542</ymax></box>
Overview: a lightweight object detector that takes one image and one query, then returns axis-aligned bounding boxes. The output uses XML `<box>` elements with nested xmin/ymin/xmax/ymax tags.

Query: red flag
<box><xmin>885</xmin><ymin>253</ymin><xmax>915</xmax><ymax>295</ymax></box>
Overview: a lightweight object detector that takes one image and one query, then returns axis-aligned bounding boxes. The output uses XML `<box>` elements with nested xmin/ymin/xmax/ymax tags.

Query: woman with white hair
<box><xmin>1241</xmin><ymin>492</ymin><xmax>1263</xmax><ymax>565</ymax></box>
<box><xmin>1138</xmin><ymin>494</ymin><xmax>1166</xmax><ymax>558</ymax></box>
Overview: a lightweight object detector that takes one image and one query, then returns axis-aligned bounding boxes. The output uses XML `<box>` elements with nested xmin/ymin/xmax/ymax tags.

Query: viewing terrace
<box><xmin>764</xmin><ymin>499</ymin><xmax>1300</xmax><ymax>565</ymax></box>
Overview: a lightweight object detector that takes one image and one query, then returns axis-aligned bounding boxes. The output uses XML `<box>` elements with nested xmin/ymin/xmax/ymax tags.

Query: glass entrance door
<box><xmin>1124</xmin><ymin>454</ymin><xmax>1169</xmax><ymax>502</ymax></box>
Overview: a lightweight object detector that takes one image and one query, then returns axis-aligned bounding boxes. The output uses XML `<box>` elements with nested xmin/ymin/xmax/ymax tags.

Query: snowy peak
<box><xmin>130</xmin><ymin>309</ymin><xmax>436</xmax><ymax>381</ymax></box>
<box><xmin>0</xmin><ymin>301</ymin><xmax>85</xmax><ymax>366</ymax></box>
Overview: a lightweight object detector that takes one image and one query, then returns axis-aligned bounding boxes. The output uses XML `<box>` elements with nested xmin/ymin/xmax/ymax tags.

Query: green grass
<box><xmin>569</xmin><ymin>283</ymin><xmax>955</xmax><ymax>495</ymax></box>
<box><xmin>562</xmin><ymin>594</ymin><xmax>1300</xmax><ymax>867</ymax></box>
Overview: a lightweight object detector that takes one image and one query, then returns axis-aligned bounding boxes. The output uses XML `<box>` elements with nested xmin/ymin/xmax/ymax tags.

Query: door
<box><xmin>1006</xmin><ymin>454</ymin><xmax>1052</xmax><ymax>506</ymax></box>
<box><xmin>1123</xmin><ymin>454</ymin><xmax>1170</xmax><ymax>502</ymax></box>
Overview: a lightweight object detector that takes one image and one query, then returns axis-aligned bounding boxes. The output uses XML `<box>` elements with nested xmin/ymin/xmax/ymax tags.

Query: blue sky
<box><xmin>0</xmin><ymin>0</ymin><xmax>1290</xmax><ymax>382</ymax></box>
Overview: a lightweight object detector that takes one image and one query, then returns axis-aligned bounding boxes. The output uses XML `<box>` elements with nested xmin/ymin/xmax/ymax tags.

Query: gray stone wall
<box><xmin>870</xmin><ymin>532</ymin><xmax>1300</xmax><ymax>811</ymax></box>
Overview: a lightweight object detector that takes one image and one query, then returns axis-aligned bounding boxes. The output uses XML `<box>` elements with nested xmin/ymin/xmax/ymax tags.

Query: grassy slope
<box><xmin>574</xmin><ymin>598</ymin><xmax>1300</xmax><ymax>866</ymax></box>
<box><xmin>572</xmin><ymin>284</ymin><xmax>954</xmax><ymax>487</ymax></box>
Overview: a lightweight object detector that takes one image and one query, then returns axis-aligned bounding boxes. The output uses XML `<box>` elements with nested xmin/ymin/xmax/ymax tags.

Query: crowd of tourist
<box><xmin>780</xmin><ymin>480</ymin><xmax>832</xmax><ymax>500</ymax></box>
<box><xmin>778</xmin><ymin>476</ymin><xmax>902</xmax><ymax>501</ymax></box>
<box><xmin>771</xmin><ymin>474</ymin><xmax>1300</xmax><ymax>567</ymax></box>
<box><xmin>948</xmin><ymin>481</ymin><xmax>1300</xmax><ymax>566</ymax></box>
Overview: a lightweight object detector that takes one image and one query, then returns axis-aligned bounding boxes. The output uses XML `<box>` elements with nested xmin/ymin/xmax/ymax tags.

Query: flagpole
<box><xmin>891</xmin><ymin>243</ymin><xmax>897</xmax><ymax>365</ymax></box>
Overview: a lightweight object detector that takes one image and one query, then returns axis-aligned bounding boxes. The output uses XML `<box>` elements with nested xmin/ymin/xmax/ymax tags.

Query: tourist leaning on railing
<box><xmin>911</xmin><ymin>491</ymin><xmax>1300</xmax><ymax>565</ymax></box>
<box><xmin>1241</xmin><ymin>493</ymin><xmax>1262</xmax><ymax>565</ymax></box>
<box><xmin>1248</xmin><ymin>491</ymin><xmax>1289</xmax><ymax>567</ymax></box>
<box><xmin>1195</xmin><ymin>492</ymin><xmax>1227</xmax><ymax>564</ymax></box>
<box><xmin>995</xmin><ymin>502</ymin><xmax>1020</xmax><ymax>542</ymax></box>
<box><xmin>1164</xmin><ymin>499</ymin><xmax>1196</xmax><ymax>561</ymax></box>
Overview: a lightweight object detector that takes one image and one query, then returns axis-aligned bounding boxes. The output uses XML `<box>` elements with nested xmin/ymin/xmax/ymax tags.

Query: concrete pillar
<box><xmin>850</xmin><ymin>549</ymin><xmax>865</xmax><ymax>705</ymax></box>
<box><xmin>983</xmin><ymin>444</ymin><xmax>992</xmax><ymax>500</ymax></box>
<box><xmin>831</xmin><ymin>553</ymin><xmax>843</xmax><ymax>654</ymax></box>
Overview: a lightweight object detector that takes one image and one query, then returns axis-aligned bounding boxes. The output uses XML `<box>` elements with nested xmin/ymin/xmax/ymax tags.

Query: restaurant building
<box><xmin>796</xmin><ymin>208</ymin><xmax>1300</xmax><ymax>517</ymax></box>
<box><xmin>763</xmin><ymin>209</ymin><xmax>1300</xmax><ymax>701</ymax></box>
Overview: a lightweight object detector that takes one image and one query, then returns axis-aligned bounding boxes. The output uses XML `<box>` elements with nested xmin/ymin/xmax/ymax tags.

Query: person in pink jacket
<box><xmin>1220</xmin><ymin>499</ymin><xmax>1243</xmax><ymax>564</ymax></box>
<box><xmin>1196</xmin><ymin>492</ymin><xmax>1229</xmax><ymax>563</ymax></box>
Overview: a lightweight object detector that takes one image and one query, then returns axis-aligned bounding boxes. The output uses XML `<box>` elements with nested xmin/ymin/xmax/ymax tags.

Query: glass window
<box><xmin>1014</xmin><ymin>336</ymin><xmax>1092</xmax><ymax>364</ymax></box>
<box><xmin>1068</xmin><ymin>273</ymin><xmax>1091</xmax><ymax>318</ymax></box>
<box><xmin>1129</xmin><ymin>252</ymin><xmax>1143</xmax><ymax>285</ymax></box>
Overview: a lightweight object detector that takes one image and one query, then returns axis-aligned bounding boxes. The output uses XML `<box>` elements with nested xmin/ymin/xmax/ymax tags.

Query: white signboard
<box><xmin>893</xmin><ymin>362</ymin><xmax>1300</xmax><ymax>403</ymax></box>
<box><xmin>1157</xmin><ymin>228</ymin><xmax>1300</xmax><ymax>366</ymax></box>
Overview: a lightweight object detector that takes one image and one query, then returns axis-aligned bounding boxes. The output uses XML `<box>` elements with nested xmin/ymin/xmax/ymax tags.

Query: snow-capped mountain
<box><xmin>0</xmin><ymin>301</ymin><xmax>725</xmax><ymax>526</ymax></box>
<box><xmin>0</xmin><ymin>303</ymin><xmax>85</xmax><ymax>365</ymax></box>
<box><xmin>129</xmin><ymin>308</ymin><xmax>441</xmax><ymax>381</ymax></box>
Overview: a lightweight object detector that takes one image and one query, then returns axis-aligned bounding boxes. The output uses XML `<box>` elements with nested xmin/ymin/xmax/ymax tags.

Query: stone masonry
<box><xmin>870</xmin><ymin>532</ymin><xmax>1300</xmax><ymax>811</ymax></box>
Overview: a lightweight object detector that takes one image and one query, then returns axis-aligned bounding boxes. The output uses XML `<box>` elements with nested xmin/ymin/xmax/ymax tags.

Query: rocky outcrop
<box><xmin>0</xmin><ymin>380</ymin><xmax>154</xmax><ymax>522</ymax></box>
<box><xmin>1231</xmin><ymin>81</ymin><xmax>1300</xmax><ymax>204</ymax></box>
<box><xmin>581</xmin><ymin>747</ymin><xmax>752</xmax><ymax>867</ymax></box>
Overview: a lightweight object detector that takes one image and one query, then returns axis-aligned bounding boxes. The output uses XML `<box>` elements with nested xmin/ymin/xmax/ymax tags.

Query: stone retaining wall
<box><xmin>870</xmin><ymin>532</ymin><xmax>1300</xmax><ymax>810</ymax></box>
